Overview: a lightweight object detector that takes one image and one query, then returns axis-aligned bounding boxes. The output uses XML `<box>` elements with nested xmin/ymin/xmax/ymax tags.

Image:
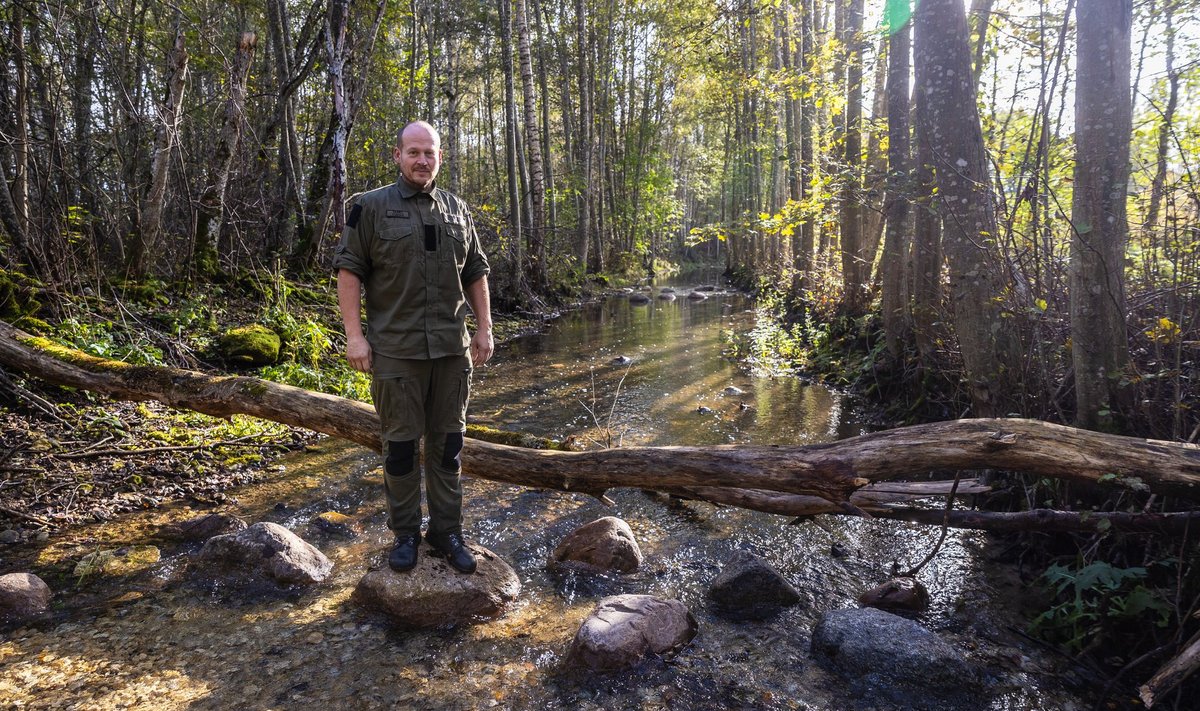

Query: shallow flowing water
<box><xmin>0</xmin><ymin>279</ymin><xmax>1090</xmax><ymax>710</ymax></box>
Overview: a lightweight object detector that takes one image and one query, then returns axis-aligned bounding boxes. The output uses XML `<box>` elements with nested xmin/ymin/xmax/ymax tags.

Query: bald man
<box><xmin>334</xmin><ymin>121</ymin><xmax>493</xmax><ymax>574</ymax></box>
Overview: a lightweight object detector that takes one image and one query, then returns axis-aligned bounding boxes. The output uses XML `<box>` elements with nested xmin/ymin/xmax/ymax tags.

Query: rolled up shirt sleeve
<box><xmin>459</xmin><ymin>211</ymin><xmax>491</xmax><ymax>286</ymax></box>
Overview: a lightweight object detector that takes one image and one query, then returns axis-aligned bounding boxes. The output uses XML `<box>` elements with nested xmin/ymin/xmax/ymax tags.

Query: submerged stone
<box><xmin>352</xmin><ymin>542</ymin><xmax>519</xmax><ymax>628</ymax></box>
<box><xmin>549</xmin><ymin>516</ymin><xmax>643</xmax><ymax>574</ymax></box>
<box><xmin>859</xmin><ymin>576</ymin><xmax>931</xmax><ymax>612</ymax></box>
<box><xmin>160</xmin><ymin>512</ymin><xmax>248</xmax><ymax>543</ymax></box>
<box><xmin>707</xmin><ymin>549</ymin><xmax>801</xmax><ymax>619</ymax></box>
<box><xmin>811</xmin><ymin>607</ymin><xmax>979</xmax><ymax>707</ymax></box>
<box><xmin>74</xmin><ymin>545</ymin><xmax>161</xmax><ymax>579</ymax></box>
<box><xmin>312</xmin><ymin>511</ymin><xmax>359</xmax><ymax>537</ymax></box>
<box><xmin>566</xmin><ymin>594</ymin><xmax>697</xmax><ymax>671</ymax></box>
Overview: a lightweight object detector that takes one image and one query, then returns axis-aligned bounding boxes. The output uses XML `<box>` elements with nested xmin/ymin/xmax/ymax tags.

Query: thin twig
<box><xmin>902</xmin><ymin>470</ymin><xmax>964</xmax><ymax>577</ymax></box>
<box><xmin>0</xmin><ymin>503</ymin><xmax>52</xmax><ymax>526</ymax></box>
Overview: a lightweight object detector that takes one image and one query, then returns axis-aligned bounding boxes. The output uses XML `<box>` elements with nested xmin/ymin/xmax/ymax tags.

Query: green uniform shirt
<box><xmin>333</xmin><ymin>179</ymin><xmax>490</xmax><ymax>360</ymax></box>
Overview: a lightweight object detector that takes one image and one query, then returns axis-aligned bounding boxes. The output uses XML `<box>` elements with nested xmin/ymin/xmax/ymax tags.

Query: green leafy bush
<box><xmin>1029</xmin><ymin>560</ymin><xmax>1172</xmax><ymax>653</ymax></box>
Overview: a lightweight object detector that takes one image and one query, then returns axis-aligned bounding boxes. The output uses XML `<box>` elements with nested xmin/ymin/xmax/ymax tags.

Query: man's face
<box><xmin>393</xmin><ymin>127</ymin><xmax>441</xmax><ymax>189</ymax></box>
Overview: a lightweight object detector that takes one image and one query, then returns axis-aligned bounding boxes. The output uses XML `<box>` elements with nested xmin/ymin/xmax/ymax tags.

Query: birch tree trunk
<box><xmin>515</xmin><ymin>0</ymin><xmax>547</xmax><ymax>292</ymax></box>
<box><xmin>1071</xmin><ymin>0</ymin><xmax>1133</xmax><ymax>430</ymax></box>
<box><xmin>130</xmin><ymin>24</ymin><xmax>188</xmax><ymax>278</ymax></box>
<box><xmin>193</xmin><ymin>32</ymin><xmax>257</xmax><ymax>278</ymax></box>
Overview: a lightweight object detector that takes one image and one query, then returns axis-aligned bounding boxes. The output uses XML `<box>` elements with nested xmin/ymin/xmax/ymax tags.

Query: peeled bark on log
<box><xmin>3</xmin><ymin>319</ymin><xmax>1200</xmax><ymax>513</ymax></box>
<box><xmin>1140</xmin><ymin>629</ymin><xmax>1200</xmax><ymax>708</ymax></box>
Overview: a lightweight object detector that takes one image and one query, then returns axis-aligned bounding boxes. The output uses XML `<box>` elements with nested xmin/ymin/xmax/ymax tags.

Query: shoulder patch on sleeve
<box><xmin>346</xmin><ymin>203</ymin><xmax>362</xmax><ymax>228</ymax></box>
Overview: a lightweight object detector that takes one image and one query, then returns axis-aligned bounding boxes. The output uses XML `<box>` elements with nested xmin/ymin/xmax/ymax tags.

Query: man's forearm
<box><xmin>465</xmin><ymin>275</ymin><xmax>492</xmax><ymax>332</ymax></box>
<box><xmin>337</xmin><ymin>269</ymin><xmax>365</xmax><ymax>338</ymax></box>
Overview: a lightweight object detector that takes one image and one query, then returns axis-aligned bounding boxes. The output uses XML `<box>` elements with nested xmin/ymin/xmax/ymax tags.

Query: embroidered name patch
<box><xmin>386</xmin><ymin>209</ymin><xmax>410</xmax><ymax>218</ymax></box>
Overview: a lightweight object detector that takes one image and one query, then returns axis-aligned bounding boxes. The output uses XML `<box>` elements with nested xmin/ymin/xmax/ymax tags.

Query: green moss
<box><xmin>0</xmin><ymin>269</ymin><xmax>43</xmax><ymax>320</ymax></box>
<box><xmin>13</xmin><ymin>316</ymin><xmax>51</xmax><ymax>334</ymax></box>
<box><xmin>241</xmin><ymin>380</ymin><xmax>271</xmax><ymax>397</ymax></box>
<box><xmin>219</xmin><ymin>324</ymin><xmax>281</xmax><ymax>365</ymax></box>
<box><xmin>466</xmin><ymin>424</ymin><xmax>576</xmax><ymax>450</ymax></box>
<box><xmin>111</xmin><ymin>278</ymin><xmax>170</xmax><ymax>307</ymax></box>
<box><xmin>21</xmin><ymin>335</ymin><xmax>134</xmax><ymax>371</ymax></box>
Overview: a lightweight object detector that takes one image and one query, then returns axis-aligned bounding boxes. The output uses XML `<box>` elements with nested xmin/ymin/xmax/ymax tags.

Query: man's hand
<box><xmin>346</xmin><ymin>335</ymin><xmax>373</xmax><ymax>373</ymax></box>
<box><xmin>470</xmin><ymin>329</ymin><xmax>493</xmax><ymax>367</ymax></box>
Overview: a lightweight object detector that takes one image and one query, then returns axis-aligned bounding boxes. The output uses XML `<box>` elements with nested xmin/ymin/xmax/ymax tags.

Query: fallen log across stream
<box><xmin>2</xmin><ymin>319</ymin><xmax>1199</xmax><ymax>535</ymax></box>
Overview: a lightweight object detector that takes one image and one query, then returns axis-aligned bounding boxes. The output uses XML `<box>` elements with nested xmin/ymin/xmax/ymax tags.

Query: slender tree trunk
<box><xmin>1071</xmin><ymin>0</ymin><xmax>1132</xmax><ymax>430</ymax></box>
<box><xmin>574</xmin><ymin>0</ymin><xmax>593</xmax><ymax>269</ymax></box>
<box><xmin>193</xmin><ymin>32</ymin><xmax>257</xmax><ymax>278</ymax></box>
<box><xmin>534</xmin><ymin>0</ymin><xmax>557</xmax><ymax>260</ymax></box>
<box><xmin>1143</xmin><ymin>1</ymin><xmax>1177</xmax><ymax>239</ymax></box>
<box><xmin>499</xmin><ymin>0</ymin><xmax>527</xmax><ymax>297</ymax></box>
<box><xmin>515</xmin><ymin>0</ymin><xmax>547</xmax><ymax>292</ymax></box>
<box><xmin>9</xmin><ymin>5</ymin><xmax>30</xmax><ymax>238</ymax></box>
<box><xmin>442</xmin><ymin>8</ymin><xmax>461</xmax><ymax>194</ymax></box>
<box><xmin>320</xmin><ymin>0</ymin><xmax>350</xmax><ymax>266</ymax></box>
<box><xmin>914</xmin><ymin>0</ymin><xmax>1022</xmax><ymax>416</ymax></box>
<box><xmin>881</xmin><ymin>14</ymin><xmax>911</xmax><ymax>359</ymax></box>
<box><xmin>968</xmin><ymin>0</ymin><xmax>995</xmax><ymax>86</ymax></box>
<box><xmin>130</xmin><ymin>24</ymin><xmax>188</xmax><ymax>278</ymax></box>
<box><xmin>839</xmin><ymin>0</ymin><xmax>866</xmax><ymax>315</ymax></box>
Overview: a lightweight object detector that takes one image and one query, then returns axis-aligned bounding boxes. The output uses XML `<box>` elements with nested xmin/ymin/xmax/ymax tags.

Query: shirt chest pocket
<box><xmin>376</xmin><ymin>226</ymin><xmax>414</xmax><ymax>265</ymax></box>
<box><xmin>442</xmin><ymin>216</ymin><xmax>468</xmax><ymax>268</ymax></box>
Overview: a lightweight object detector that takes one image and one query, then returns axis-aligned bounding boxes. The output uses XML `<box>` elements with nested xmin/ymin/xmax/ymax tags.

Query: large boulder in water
<box><xmin>549</xmin><ymin>516</ymin><xmax>643</xmax><ymax>574</ymax></box>
<box><xmin>811</xmin><ymin>607</ymin><xmax>979</xmax><ymax>707</ymax></box>
<box><xmin>198</xmin><ymin>522</ymin><xmax>332</xmax><ymax>585</ymax></box>
<box><xmin>0</xmin><ymin>572</ymin><xmax>51</xmax><ymax>624</ymax></box>
<box><xmin>566</xmin><ymin>594</ymin><xmax>697</xmax><ymax>671</ymax></box>
<box><xmin>707</xmin><ymin>549</ymin><xmax>801</xmax><ymax>619</ymax></box>
<box><xmin>352</xmin><ymin>542</ymin><xmax>520</xmax><ymax>628</ymax></box>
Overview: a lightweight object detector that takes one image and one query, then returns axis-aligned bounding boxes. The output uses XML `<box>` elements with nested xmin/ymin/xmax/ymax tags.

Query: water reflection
<box><xmin>472</xmin><ymin>285</ymin><xmax>858</xmax><ymax>448</ymax></box>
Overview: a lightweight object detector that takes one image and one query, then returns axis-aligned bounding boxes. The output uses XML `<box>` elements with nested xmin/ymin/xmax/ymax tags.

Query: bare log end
<box><xmin>1139</xmin><ymin>686</ymin><xmax>1155</xmax><ymax>708</ymax></box>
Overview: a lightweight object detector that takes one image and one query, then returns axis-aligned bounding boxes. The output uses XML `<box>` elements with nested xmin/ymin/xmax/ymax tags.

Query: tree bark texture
<box><xmin>914</xmin><ymin>0</ymin><xmax>1022</xmax><ymax>416</ymax></box>
<box><xmin>194</xmin><ymin>32</ymin><xmax>257</xmax><ymax>277</ymax></box>
<box><xmin>1140</xmin><ymin>628</ymin><xmax>1200</xmax><ymax>708</ymax></box>
<box><xmin>3</xmin><ymin>320</ymin><xmax>1200</xmax><ymax>513</ymax></box>
<box><xmin>515</xmin><ymin>0</ymin><xmax>548</xmax><ymax>292</ymax></box>
<box><xmin>1071</xmin><ymin>0</ymin><xmax>1133</xmax><ymax>431</ymax></box>
<box><xmin>131</xmin><ymin>24</ymin><xmax>188</xmax><ymax>277</ymax></box>
<box><xmin>839</xmin><ymin>0</ymin><xmax>866</xmax><ymax>316</ymax></box>
<box><xmin>880</xmin><ymin>15</ymin><xmax>911</xmax><ymax>359</ymax></box>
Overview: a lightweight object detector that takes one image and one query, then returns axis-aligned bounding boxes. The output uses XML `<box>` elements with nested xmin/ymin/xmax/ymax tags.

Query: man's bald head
<box><xmin>397</xmin><ymin>121</ymin><xmax>441</xmax><ymax>151</ymax></box>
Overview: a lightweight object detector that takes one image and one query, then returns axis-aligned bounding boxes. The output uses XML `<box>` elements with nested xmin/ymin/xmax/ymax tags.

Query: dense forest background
<box><xmin>0</xmin><ymin>0</ymin><xmax>1197</xmax><ymax>437</ymax></box>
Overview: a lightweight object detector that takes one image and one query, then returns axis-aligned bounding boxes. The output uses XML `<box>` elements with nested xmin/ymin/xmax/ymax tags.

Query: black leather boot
<box><xmin>427</xmin><ymin>532</ymin><xmax>477</xmax><ymax>574</ymax></box>
<box><xmin>388</xmin><ymin>533</ymin><xmax>420</xmax><ymax>572</ymax></box>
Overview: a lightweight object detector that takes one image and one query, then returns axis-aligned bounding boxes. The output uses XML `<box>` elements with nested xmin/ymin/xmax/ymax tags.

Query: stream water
<box><xmin>0</xmin><ymin>278</ymin><xmax>1091</xmax><ymax>710</ymax></box>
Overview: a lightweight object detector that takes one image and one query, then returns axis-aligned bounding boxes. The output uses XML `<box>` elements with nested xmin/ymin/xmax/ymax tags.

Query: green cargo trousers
<box><xmin>371</xmin><ymin>353</ymin><xmax>472</xmax><ymax>538</ymax></box>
